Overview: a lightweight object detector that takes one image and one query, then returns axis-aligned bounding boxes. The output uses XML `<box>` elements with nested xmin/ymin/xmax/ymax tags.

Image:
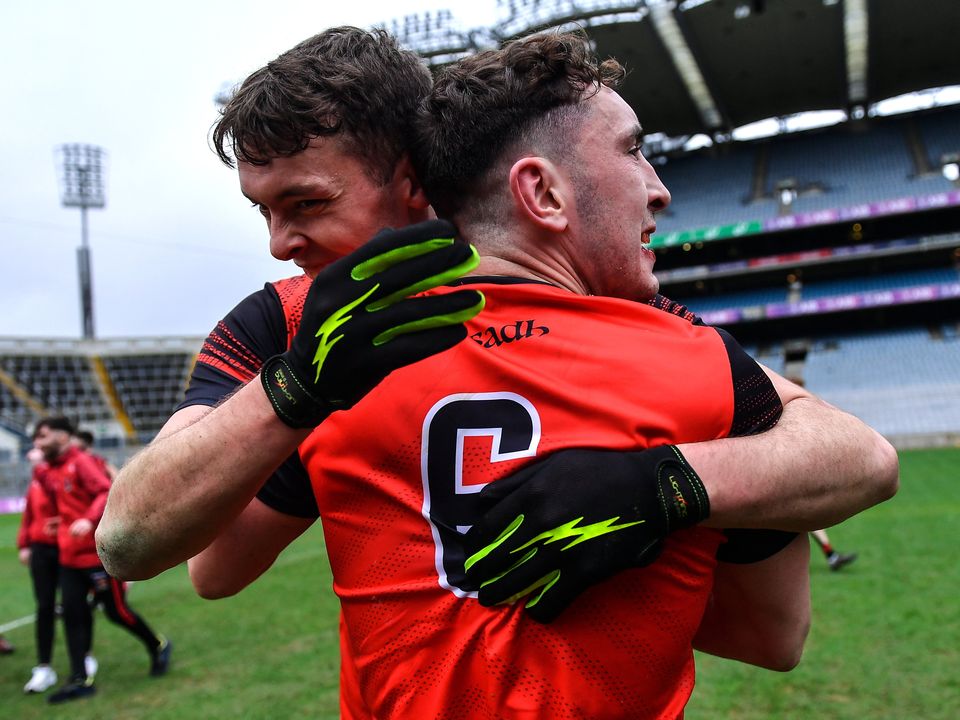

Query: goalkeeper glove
<box><xmin>462</xmin><ymin>444</ymin><xmax>709</xmax><ymax>623</ymax></box>
<box><xmin>261</xmin><ymin>219</ymin><xmax>485</xmax><ymax>428</ymax></box>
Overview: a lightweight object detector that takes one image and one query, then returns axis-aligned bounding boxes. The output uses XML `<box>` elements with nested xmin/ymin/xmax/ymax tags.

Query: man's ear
<box><xmin>509</xmin><ymin>157</ymin><xmax>570</xmax><ymax>233</ymax></box>
<box><xmin>392</xmin><ymin>154</ymin><xmax>431</xmax><ymax>211</ymax></box>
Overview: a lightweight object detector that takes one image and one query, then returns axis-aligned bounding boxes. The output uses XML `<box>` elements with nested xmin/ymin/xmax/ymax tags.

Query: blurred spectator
<box><xmin>17</xmin><ymin>451</ymin><xmax>62</xmax><ymax>694</ymax></box>
<box><xmin>33</xmin><ymin>416</ymin><xmax>170</xmax><ymax>704</ymax></box>
<box><xmin>72</xmin><ymin>430</ymin><xmax>118</xmax><ymax>481</ymax></box>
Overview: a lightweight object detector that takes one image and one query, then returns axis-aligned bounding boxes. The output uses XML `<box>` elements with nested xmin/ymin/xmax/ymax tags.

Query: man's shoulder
<box><xmin>645</xmin><ymin>294</ymin><xmax>702</xmax><ymax>325</ymax></box>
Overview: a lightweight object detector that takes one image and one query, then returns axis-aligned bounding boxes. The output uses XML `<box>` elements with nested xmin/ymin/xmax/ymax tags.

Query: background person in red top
<box><xmin>32</xmin><ymin>416</ymin><xmax>171</xmax><ymax>704</ymax></box>
<box><xmin>72</xmin><ymin>429</ymin><xmax>118</xmax><ymax>481</ymax></box>
<box><xmin>17</xmin><ymin>447</ymin><xmax>62</xmax><ymax>693</ymax></box>
<box><xmin>17</xmin><ymin>446</ymin><xmax>99</xmax><ymax>695</ymax></box>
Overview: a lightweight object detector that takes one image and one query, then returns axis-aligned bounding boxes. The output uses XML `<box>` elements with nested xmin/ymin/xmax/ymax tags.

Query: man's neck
<box><xmin>473</xmin><ymin>254</ymin><xmax>588</xmax><ymax>296</ymax></box>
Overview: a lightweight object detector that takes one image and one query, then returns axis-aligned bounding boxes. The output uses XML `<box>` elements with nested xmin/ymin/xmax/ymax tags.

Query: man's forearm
<box><xmin>684</xmin><ymin>395</ymin><xmax>898</xmax><ymax>531</ymax></box>
<box><xmin>96</xmin><ymin>380</ymin><xmax>310</xmax><ymax>580</ymax></box>
<box><xmin>694</xmin><ymin>534</ymin><xmax>811</xmax><ymax>671</ymax></box>
<box><xmin>187</xmin><ymin>498</ymin><xmax>314</xmax><ymax>599</ymax></box>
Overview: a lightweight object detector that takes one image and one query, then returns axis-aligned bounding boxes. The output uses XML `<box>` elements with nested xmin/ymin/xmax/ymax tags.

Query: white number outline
<box><xmin>420</xmin><ymin>392</ymin><xmax>541</xmax><ymax>597</ymax></box>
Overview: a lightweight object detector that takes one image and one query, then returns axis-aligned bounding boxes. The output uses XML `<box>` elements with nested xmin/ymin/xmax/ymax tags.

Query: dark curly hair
<box><xmin>33</xmin><ymin>415</ymin><xmax>75</xmax><ymax>438</ymax></box>
<box><xmin>212</xmin><ymin>27</ymin><xmax>432</xmax><ymax>184</ymax></box>
<box><xmin>414</xmin><ymin>31</ymin><xmax>624</xmax><ymax>219</ymax></box>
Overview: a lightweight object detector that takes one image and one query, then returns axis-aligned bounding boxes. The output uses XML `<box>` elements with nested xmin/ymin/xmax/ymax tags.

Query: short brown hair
<box><xmin>212</xmin><ymin>26</ymin><xmax>432</xmax><ymax>183</ymax></box>
<box><xmin>414</xmin><ymin>31</ymin><xmax>624</xmax><ymax>218</ymax></box>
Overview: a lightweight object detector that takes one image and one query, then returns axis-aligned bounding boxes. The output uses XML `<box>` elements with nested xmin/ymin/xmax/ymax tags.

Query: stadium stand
<box><xmin>656</xmin><ymin>148</ymin><xmax>766</xmax><ymax>232</ymax></box>
<box><xmin>800</xmin><ymin>267</ymin><xmax>959</xmax><ymax>300</ymax></box>
<box><xmin>657</xmin><ymin>112</ymin><xmax>959</xmax><ymax>235</ymax></box>
<box><xmin>3</xmin><ymin>1</ymin><xmax>959</xmax><ymax>499</ymax></box>
<box><xmin>102</xmin><ymin>352</ymin><xmax>196</xmax><ymax>443</ymax></box>
<box><xmin>0</xmin><ymin>337</ymin><xmax>202</xmax><ymax>498</ymax></box>
<box><xmin>802</xmin><ymin>327</ymin><xmax>960</xmax><ymax>440</ymax></box>
<box><xmin>917</xmin><ymin>106</ymin><xmax>960</xmax><ymax>172</ymax></box>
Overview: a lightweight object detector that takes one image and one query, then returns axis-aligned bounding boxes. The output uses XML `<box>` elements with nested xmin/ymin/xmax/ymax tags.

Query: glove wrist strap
<box><xmin>260</xmin><ymin>355</ymin><xmax>330</xmax><ymax>429</ymax></box>
<box><xmin>653</xmin><ymin>445</ymin><xmax>710</xmax><ymax>530</ymax></box>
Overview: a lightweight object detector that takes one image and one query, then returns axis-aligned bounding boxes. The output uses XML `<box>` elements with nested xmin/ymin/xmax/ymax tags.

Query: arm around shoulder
<box><xmin>684</xmin><ymin>366</ymin><xmax>898</xmax><ymax>531</ymax></box>
<box><xmin>97</xmin><ymin>381</ymin><xmax>310</xmax><ymax>581</ymax></box>
<box><xmin>693</xmin><ymin>533</ymin><xmax>811</xmax><ymax>671</ymax></box>
<box><xmin>188</xmin><ymin>497</ymin><xmax>314</xmax><ymax>599</ymax></box>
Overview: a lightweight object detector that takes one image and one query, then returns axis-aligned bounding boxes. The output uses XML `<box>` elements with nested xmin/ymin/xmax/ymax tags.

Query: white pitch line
<box><xmin>0</xmin><ymin>580</ymin><xmax>138</xmax><ymax>633</ymax></box>
<box><xmin>0</xmin><ymin>614</ymin><xmax>36</xmax><ymax>634</ymax></box>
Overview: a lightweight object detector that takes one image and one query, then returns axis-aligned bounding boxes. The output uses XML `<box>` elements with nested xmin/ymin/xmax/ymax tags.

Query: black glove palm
<box><xmin>262</xmin><ymin>220</ymin><xmax>485</xmax><ymax>428</ymax></box>
<box><xmin>463</xmin><ymin>445</ymin><xmax>709</xmax><ymax>623</ymax></box>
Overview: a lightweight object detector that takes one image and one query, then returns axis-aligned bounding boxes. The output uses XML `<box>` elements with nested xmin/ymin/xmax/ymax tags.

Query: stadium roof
<box><xmin>393</xmin><ymin>0</ymin><xmax>960</xmax><ymax>138</ymax></box>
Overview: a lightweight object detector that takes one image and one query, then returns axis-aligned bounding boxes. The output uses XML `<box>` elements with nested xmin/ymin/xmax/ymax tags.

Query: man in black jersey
<box><xmin>98</xmin><ymin>27</ymin><xmax>897</xmax><ymax>640</ymax></box>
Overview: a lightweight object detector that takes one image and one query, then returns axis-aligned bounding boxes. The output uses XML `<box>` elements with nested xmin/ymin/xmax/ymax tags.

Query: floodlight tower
<box><xmin>55</xmin><ymin>144</ymin><xmax>107</xmax><ymax>339</ymax></box>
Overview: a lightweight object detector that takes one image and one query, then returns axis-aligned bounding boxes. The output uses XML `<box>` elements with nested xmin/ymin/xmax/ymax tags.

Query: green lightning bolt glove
<box><xmin>261</xmin><ymin>219</ymin><xmax>485</xmax><ymax>429</ymax></box>
<box><xmin>462</xmin><ymin>445</ymin><xmax>709</xmax><ymax>623</ymax></box>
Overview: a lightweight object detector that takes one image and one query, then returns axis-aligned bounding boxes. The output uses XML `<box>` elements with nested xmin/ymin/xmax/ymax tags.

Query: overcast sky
<box><xmin>0</xmin><ymin>0</ymin><xmax>497</xmax><ymax>339</ymax></box>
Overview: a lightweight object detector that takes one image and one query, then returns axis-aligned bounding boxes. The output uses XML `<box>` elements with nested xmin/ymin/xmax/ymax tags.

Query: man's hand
<box><xmin>261</xmin><ymin>220</ymin><xmax>485</xmax><ymax>428</ymax></box>
<box><xmin>70</xmin><ymin>518</ymin><xmax>94</xmax><ymax>537</ymax></box>
<box><xmin>462</xmin><ymin>445</ymin><xmax>709</xmax><ymax>623</ymax></box>
<box><xmin>18</xmin><ymin>548</ymin><xmax>31</xmax><ymax>565</ymax></box>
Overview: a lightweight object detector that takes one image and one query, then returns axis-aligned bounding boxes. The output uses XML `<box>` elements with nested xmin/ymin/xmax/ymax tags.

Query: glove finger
<box><xmin>462</xmin><ymin>463</ymin><xmax>557</xmax><ymax>582</ymax></box>
<box><xmin>523</xmin><ymin>572</ymin><xmax>589</xmax><ymax>624</ymax></box>
<box><xmin>475</xmin><ymin>544</ymin><xmax>562</xmax><ymax>608</ymax></box>
<box><xmin>308</xmin><ymin>220</ymin><xmax>467</xmax><ymax>309</ymax></box>
<box><xmin>356</xmin><ymin>219</ymin><xmax>458</xmax><ymax>267</ymax></box>
<box><xmin>361</xmin><ymin>290</ymin><xmax>485</xmax><ymax>346</ymax></box>
<box><xmin>362</xmin><ymin>241</ymin><xmax>480</xmax><ymax>312</ymax></box>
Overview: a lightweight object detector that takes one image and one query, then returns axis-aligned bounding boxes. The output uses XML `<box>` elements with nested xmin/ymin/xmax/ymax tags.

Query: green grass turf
<box><xmin>687</xmin><ymin>446</ymin><xmax>960</xmax><ymax>719</ymax></box>
<box><xmin>1</xmin><ymin>447</ymin><xmax>957</xmax><ymax>718</ymax></box>
<box><xmin>0</xmin><ymin>520</ymin><xmax>340</xmax><ymax>719</ymax></box>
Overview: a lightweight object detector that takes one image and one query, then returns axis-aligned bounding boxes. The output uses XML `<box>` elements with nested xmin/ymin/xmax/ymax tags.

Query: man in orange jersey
<box><xmin>265</xmin><ymin>32</ymin><xmax>817</xmax><ymax>717</ymax></box>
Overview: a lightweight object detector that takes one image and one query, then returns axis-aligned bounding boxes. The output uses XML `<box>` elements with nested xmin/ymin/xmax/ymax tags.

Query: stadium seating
<box><xmin>656</xmin><ymin>111</ymin><xmax>959</xmax><ymax>234</ymax></box>
<box><xmin>0</xmin><ymin>355</ymin><xmax>113</xmax><ymax>427</ymax></box>
<box><xmin>0</xmin><ymin>344</ymin><xmax>199</xmax><ymax>446</ymax></box>
<box><xmin>765</xmin><ymin>122</ymin><xmax>915</xmax><ymax>212</ymax></box>
<box><xmin>917</xmin><ymin>106</ymin><xmax>960</xmax><ymax>168</ymax></box>
<box><xmin>655</xmin><ymin>148</ymin><xmax>764</xmax><ymax>232</ymax></box>
<box><xmin>800</xmin><ymin>267</ymin><xmax>960</xmax><ymax>300</ymax></box>
<box><xmin>674</xmin><ymin>286</ymin><xmax>789</xmax><ymax>314</ymax></box>
<box><xmin>102</xmin><ymin>353</ymin><xmax>194</xmax><ymax>443</ymax></box>
<box><xmin>803</xmin><ymin>327</ymin><xmax>960</xmax><ymax>437</ymax></box>
<box><xmin>672</xmin><ymin>267</ymin><xmax>958</xmax><ymax>315</ymax></box>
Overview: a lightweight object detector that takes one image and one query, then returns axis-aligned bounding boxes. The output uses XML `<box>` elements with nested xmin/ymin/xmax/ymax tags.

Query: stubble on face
<box><xmin>565</xmin><ymin>98</ymin><xmax>661</xmax><ymax>302</ymax></box>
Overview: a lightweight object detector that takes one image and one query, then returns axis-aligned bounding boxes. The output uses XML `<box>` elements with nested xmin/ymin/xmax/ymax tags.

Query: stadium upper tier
<box><xmin>674</xmin><ymin>266</ymin><xmax>960</xmax><ymax>317</ymax></box>
<box><xmin>655</xmin><ymin>106</ymin><xmax>960</xmax><ymax>236</ymax></box>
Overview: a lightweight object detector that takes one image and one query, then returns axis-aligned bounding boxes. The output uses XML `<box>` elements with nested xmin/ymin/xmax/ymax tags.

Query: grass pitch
<box><xmin>1</xmin><ymin>447</ymin><xmax>957</xmax><ymax>719</ymax></box>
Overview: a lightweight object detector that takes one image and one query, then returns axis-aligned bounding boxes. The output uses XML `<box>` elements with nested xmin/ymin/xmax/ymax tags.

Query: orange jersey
<box><xmin>299</xmin><ymin>280</ymin><xmax>779</xmax><ymax>719</ymax></box>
